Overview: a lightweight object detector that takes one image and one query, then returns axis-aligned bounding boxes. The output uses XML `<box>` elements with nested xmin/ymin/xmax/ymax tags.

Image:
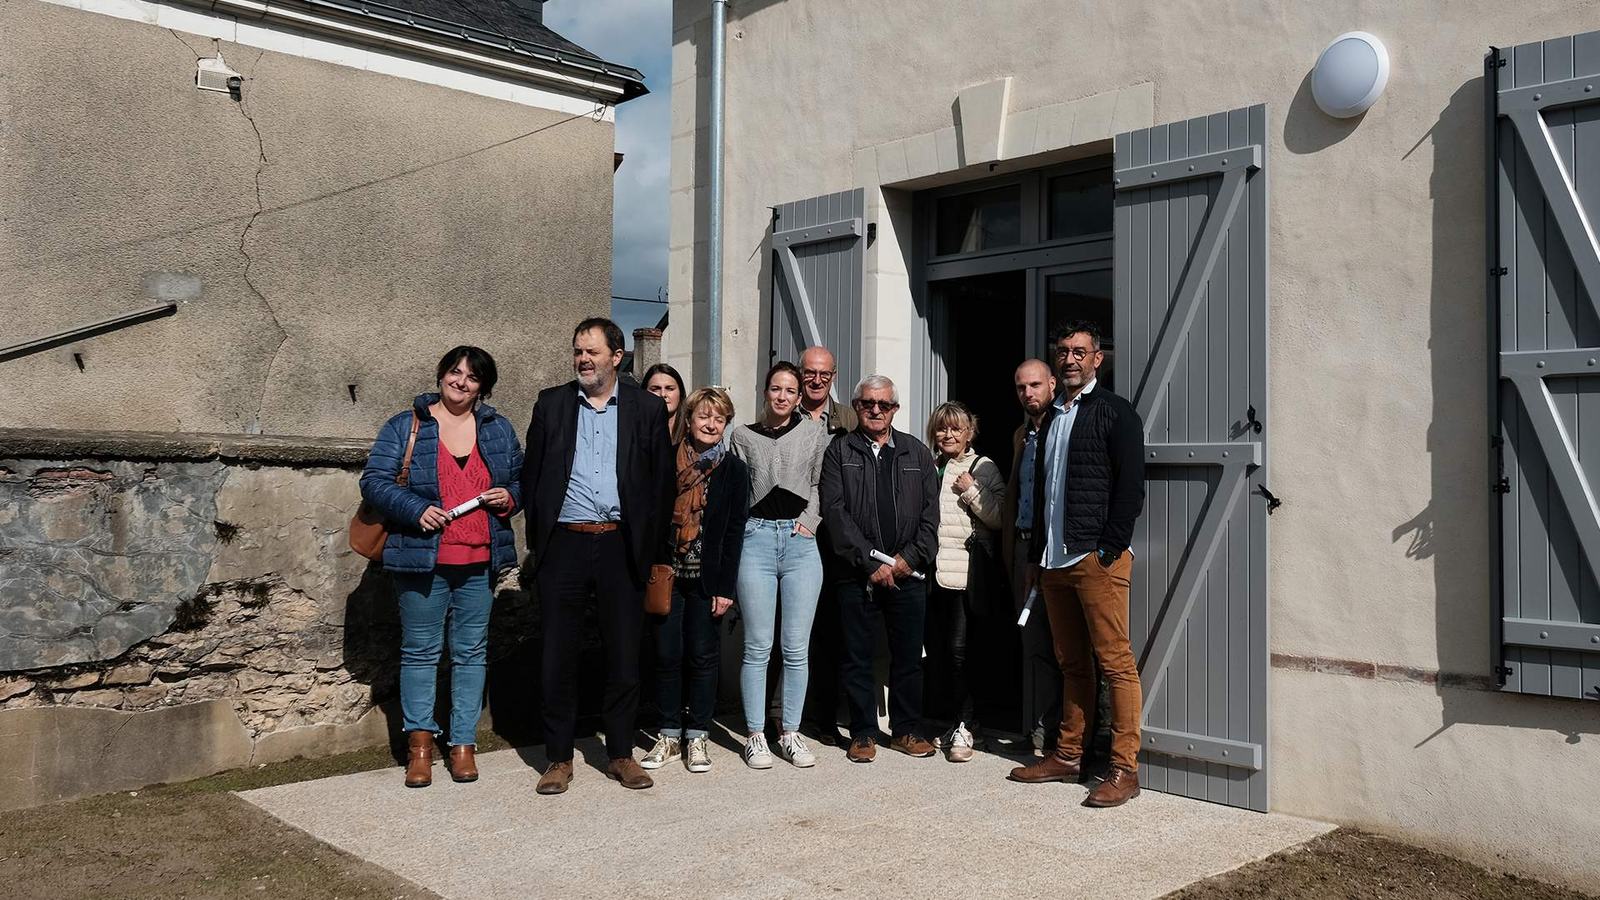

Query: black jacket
<box><xmin>691</xmin><ymin>453</ymin><xmax>751</xmax><ymax>600</ymax></box>
<box><xmin>1029</xmin><ymin>385</ymin><xmax>1146</xmax><ymax>562</ymax></box>
<box><xmin>820</xmin><ymin>428</ymin><xmax>940</xmax><ymax>580</ymax></box>
<box><xmin>520</xmin><ymin>380</ymin><xmax>676</xmax><ymax>585</ymax></box>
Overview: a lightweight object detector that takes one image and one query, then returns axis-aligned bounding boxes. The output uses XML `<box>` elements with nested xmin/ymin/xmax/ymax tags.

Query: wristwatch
<box><xmin>1096</xmin><ymin>547</ymin><xmax>1122</xmax><ymax>567</ymax></box>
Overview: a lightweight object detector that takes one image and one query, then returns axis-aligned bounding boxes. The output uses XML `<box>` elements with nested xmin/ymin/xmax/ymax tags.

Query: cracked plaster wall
<box><xmin>0</xmin><ymin>448</ymin><xmax>541</xmax><ymax>809</ymax></box>
<box><xmin>0</xmin><ymin>0</ymin><xmax>615</xmax><ymax>438</ymax></box>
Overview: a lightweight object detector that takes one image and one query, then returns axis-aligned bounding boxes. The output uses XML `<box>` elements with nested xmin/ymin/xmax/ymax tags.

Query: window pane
<box><xmin>1048</xmin><ymin>169</ymin><xmax>1114</xmax><ymax>240</ymax></box>
<box><xmin>935</xmin><ymin>186</ymin><xmax>1021</xmax><ymax>255</ymax></box>
<box><xmin>1045</xmin><ymin>268</ymin><xmax>1116</xmax><ymax>390</ymax></box>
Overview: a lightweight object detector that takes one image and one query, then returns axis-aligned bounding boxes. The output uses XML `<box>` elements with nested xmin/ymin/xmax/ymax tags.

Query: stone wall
<box><xmin>0</xmin><ymin>429</ymin><xmax>543</xmax><ymax>810</ymax></box>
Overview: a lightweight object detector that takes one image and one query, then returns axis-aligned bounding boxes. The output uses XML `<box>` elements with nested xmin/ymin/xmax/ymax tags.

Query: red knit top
<box><xmin>436</xmin><ymin>443</ymin><xmax>495</xmax><ymax>566</ymax></box>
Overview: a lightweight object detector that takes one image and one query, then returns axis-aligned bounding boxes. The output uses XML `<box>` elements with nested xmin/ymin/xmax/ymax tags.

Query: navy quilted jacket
<box><xmin>360</xmin><ymin>393</ymin><xmax>524</xmax><ymax>574</ymax></box>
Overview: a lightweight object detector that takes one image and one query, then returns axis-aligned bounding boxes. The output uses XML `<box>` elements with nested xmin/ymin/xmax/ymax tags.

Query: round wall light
<box><xmin>1311</xmin><ymin>32</ymin><xmax>1390</xmax><ymax>118</ymax></box>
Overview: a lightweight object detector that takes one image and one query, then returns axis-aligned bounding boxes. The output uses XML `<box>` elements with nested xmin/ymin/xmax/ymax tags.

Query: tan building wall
<box><xmin>1</xmin><ymin>0</ymin><xmax>617</xmax><ymax>439</ymax></box>
<box><xmin>670</xmin><ymin>0</ymin><xmax>1600</xmax><ymax>889</ymax></box>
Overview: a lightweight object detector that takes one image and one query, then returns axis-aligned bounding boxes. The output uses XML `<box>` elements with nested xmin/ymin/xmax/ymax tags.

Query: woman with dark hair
<box><xmin>359</xmin><ymin>345</ymin><xmax>524</xmax><ymax>788</ymax></box>
<box><xmin>727</xmin><ymin>361</ymin><xmax>830</xmax><ymax>770</ymax></box>
<box><xmin>642</xmin><ymin>363</ymin><xmax>687</xmax><ymax>442</ymax></box>
<box><xmin>640</xmin><ymin>387</ymin><xmax>750</xmax><ymax>774</ymax></box>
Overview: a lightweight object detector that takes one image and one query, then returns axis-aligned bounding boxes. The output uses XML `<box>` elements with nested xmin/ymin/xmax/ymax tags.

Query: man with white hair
<box><xmin>819</xmin><ymin>375</ymin><xmax>940</xmax><ymax>763</ymax></box>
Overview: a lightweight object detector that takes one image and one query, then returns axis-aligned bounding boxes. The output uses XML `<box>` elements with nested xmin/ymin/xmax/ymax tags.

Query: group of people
<box><xmin>359</xmin><ymin>315</ymin><xmax>1147</xmax><ymax>808</ymax></box>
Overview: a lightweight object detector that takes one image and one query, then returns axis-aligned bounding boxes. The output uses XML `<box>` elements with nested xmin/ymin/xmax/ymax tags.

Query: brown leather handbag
<box><xmin>348</xmin><ymin>412</ymin><xmax>420</xmax><ymax>561</ymax></box>
<box><xmin>644</xmin><ymin>563</ymin><xmax>675</xmax><ymax>615</ymax></box>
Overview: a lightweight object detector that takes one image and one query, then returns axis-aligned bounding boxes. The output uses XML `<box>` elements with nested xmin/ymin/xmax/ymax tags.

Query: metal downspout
<box><xmin>707</xmin><ymin>0</ymin><xmax>727</xmax><ymax>386</ymax></box>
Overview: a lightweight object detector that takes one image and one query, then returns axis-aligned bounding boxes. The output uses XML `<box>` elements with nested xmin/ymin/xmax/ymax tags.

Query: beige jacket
<box><xmin>933</xmin><ymin>450</ymin><xmax>1006</xmax><ymax>590</ymax></box>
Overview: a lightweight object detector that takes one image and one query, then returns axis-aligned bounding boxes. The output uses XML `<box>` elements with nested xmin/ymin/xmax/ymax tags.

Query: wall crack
<box><xmin>231</xmin><ymin>50</ymin><xmax>285</xmax><ymax>435</ymax></box>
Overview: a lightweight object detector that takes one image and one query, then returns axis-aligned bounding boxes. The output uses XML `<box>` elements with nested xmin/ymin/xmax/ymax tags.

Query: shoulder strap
<box><xmin>395</xmin><ymin>412</ymin><xmax>421</xmax><ymax>487</ymax></box>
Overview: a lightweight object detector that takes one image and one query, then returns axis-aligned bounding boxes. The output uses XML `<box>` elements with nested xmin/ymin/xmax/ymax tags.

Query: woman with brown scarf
<box><xmin>640</xmin><ymin>387</ymin><xmax>750</xmax><ymax>774</ymax></box>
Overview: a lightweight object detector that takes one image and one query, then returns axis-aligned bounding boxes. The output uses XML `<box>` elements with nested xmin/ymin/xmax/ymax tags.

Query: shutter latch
<box><xmin>1256</xmin><ymin>484</ymin><xmax>1283</xmax><ymax>515</ymax></box>
<box><xmin>1493</xmin><ymin>476</ymin><xmax>1511</xmax><ymax>494</ymax></box>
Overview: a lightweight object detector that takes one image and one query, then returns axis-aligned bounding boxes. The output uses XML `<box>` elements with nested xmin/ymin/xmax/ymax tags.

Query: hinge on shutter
<box><xmin>1490</xmin><ymin>266</ymin><xmax>1509</xmax><ymax>276</ymax></box>
<box><xmin>1245</xmin><ymin>404</ymin><xmax>1263</xmax><ymax>434</ymax></box>
<box><xmin>1493</xmin><ymin>476</ymin><xmax>1511</xmax><ymax>494</ymax></box>
<box><xmin>1493</xmin><ymin>664</ymin><xmax>1514</xmax><ymax>681</ymax></box>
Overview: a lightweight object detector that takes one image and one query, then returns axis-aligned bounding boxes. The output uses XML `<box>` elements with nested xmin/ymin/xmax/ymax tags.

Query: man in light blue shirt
<box><xmin>1009</xmin><ymin>321</ymin><xmax>1146</xmax><ymax>809</ymax></box>
<box><xmin>557</xmin><ymin>380</ymin><xmax>622</xmax><ymax>523</ymax></box>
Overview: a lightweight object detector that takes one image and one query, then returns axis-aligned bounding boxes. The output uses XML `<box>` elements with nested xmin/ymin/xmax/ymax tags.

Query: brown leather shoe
<box><xmin>606</xmin><ymin>756</ymin><xmax>654</xmax><ymax>790</ymax></box>
<box><xmin>536</xmin><ymin>761</ymin><xmax>573</xmax><ymax>795</ymax></box>
<box><xmin>1085</xmin><ymin>765</ymin><xmax>1140</xmax><ymax>807</ymax></box>
<box><xmin>404</xmin><ymin>730</ymin><xmax>434</xmax><ymax>788</ymax></box>
<box><xmin>1008</xmin><ymin>755</ymin><xmax>1083</xmax><ymax>783</ymax></box>
<box><xmin>846</xmin><ymin>736</ymin><xmax>876</xmax><ymax>763</ymax></box>
<box><xmin>889</xmin><ymin>734</ymin><xmax>936</xmax><ymax>757</ymax></box>
<box><xmin>448</xmin><ymin>745</ymin><xmax>478</xmax><ymax>783</ymax></box>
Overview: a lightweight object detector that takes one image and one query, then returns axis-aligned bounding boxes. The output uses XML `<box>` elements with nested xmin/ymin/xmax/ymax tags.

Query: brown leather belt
<box><xmin>561</xmin><ymin>521</ymin><xmax>620</xmax><ymax>534</ymax></box>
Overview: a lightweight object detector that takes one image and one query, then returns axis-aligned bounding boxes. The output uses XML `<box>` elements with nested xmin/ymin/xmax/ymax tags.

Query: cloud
<box><xmin>543</xmin><ymin>0</ymin><xmax>671</xmax><ymax>339</ymax></box>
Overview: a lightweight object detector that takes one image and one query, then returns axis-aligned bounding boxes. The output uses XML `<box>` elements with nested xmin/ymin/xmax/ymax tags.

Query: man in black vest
<box><xmin>1008</xmin><ymin>321</ymin><xmax>1146</xmax><ymax>807</ymax></box>
<box><xmin>820</xmin><ymin>375</ymin><xmax>940</xmax><ymax>763</ymax></box>
<box><xmin>521</xmin><ymin>318</ymin><xmax>675</xmax><ymax>794</ymax></box>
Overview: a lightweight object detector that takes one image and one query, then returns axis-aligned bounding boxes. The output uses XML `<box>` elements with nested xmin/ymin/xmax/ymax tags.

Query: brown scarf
<box><xmin>672</xmin><ymin>440</ymin><xmax>721</xmax><ymax>555</ymax></box>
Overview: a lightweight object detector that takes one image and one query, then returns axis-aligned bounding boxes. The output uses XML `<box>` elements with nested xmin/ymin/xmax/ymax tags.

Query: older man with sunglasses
<box><xmin>819</xmin><ymin>375</ymin><xmax>940</xmax><ymax>762</ymax></box>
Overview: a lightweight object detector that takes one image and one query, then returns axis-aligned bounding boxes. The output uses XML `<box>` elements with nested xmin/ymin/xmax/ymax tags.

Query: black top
<box><xmin>746</xmin><ymin>412</ymin><xmax>804</xmax><ymax>440</ymax></box>
<box><xmin>453</xmin><ymin>454</ymin><xmax>470</xmax><ymax>469</ymax></box>
<box><xmin>1028</xmin><ymin>386</ymin><xmax>1146</xmax><ymax>561</ymax></box>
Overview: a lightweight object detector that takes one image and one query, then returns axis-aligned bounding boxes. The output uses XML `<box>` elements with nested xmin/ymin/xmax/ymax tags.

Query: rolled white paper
<box><xmin>445</xmin><ymin>495</ymin><xmax>484</xmax><ymax>521</ymax></box>
<box><xmin>1017</xmin><ymin>586</ymin><xmax>1040</xmax><ymax>627</ymax></box>
<box><xmin>869</xmin><ymin>549</ymin><xmax>926</xmax><ymax>581</ymax></box>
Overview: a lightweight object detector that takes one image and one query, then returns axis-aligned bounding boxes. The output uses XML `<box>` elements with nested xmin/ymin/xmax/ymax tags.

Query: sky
<box><xmin>543</xmin><ymin>0</ymin><xmax>671</xmax><ymax>348</ymax></box>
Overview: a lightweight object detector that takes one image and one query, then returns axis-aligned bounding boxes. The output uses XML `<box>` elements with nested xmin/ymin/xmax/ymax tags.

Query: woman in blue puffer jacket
<box><xmin>360</xmin><ymin>345</ymin><xmax>523</xmax><ymax>788</ymax></box>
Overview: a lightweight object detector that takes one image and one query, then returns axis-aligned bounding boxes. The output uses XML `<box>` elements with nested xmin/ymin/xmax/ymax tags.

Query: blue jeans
<box><xmin>651</xmin><ymin>577</ymin><xmax>720</xmax><ymax>740</ymax></box>
<box><xmin>737</xmin><ymin>518</ymin><xmax>823</xmax><ymax>733</ymax></box>
<box><xmin>395</xmin><ymin>565</ymin><xmax>493</xmax><ymax>746</ymax></box>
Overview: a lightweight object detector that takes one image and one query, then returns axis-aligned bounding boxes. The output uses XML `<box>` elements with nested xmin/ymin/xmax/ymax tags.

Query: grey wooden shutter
<box><xmin>1492</xmin><ymin>32</ymin><xmax>1600</xmax><ymax>700</ymax></box>
<box><xmin>1115</xmin><ymin>104</ymin><xmax>1270</xmax><ymax>811</ymax></box>
<box><xmin>768</xmin><ymin>189</ymin><xmax>866</xmax><ymax>398</ymax></box>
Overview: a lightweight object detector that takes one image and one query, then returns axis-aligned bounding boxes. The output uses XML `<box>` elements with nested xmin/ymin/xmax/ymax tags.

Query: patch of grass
<box><xmin>1165</xmin><ymin>828</ymin><xmax>1596</xmax><ymax>900</ymax></box>
<box><xmin>0</xmin><ymin>728</ymin><xmax>521</xmax><ymax>900</ymax></box>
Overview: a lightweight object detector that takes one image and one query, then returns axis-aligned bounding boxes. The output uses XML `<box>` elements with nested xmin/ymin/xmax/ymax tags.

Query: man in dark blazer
<box><xmin>521</xmin><ymin>317</ymin><xmax>675</xmax><ymax>794</ymax></box>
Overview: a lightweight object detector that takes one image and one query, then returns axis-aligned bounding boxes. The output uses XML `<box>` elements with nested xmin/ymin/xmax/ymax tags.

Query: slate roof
<box><xmin>296</xmin><ymin>0</ymin><xmax>647</xmax><ymax>98</ymax></box>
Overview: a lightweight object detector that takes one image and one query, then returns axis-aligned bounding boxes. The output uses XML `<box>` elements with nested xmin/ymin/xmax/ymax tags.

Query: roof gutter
<box><xmin>189</xmin><ymin>0</ymin><xmax>648</xmax><ymax>103</ymax></box>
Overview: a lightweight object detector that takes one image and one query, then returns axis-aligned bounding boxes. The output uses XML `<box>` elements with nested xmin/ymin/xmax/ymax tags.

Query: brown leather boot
<box><xmin>536</xmin><ymin>761</ymin><xmax>573</xmax><ymax>795</ymax></box>
<box><xmin>1008</xmin><ymin>754</ymin><xmax>1083</xmax><ymax>784</ymax></box>
<box><xmin>404</xmin><ymin>731</ymin><xmax>434</xmax><ymax>788</ymax></box>
<box><xmin>1085</xmin><ymin>765</ymin><xmax>1140</xmax><ymax>807</ymax></box>
<box><xmin>605</xmin><ymin>756</ymin><xmax>654</xmax><ymax>790</ymax></box>
<box><xmin>448</xmin><ymin>745</ymin><xmax>478</xmax><ymax>783</ymax></box>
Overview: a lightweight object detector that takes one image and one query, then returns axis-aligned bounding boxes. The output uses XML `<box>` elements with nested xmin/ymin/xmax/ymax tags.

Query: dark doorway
<box><xmin>934</xmin><ymin>270</ymin><xmax>1026</xmax><ymax>475</ymax></box>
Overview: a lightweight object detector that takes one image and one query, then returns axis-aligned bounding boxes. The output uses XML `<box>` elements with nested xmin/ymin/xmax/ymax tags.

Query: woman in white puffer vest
<box><xmin>924</xmin><ymin>401</ymin><xmax>1006</xmax><ymax>762</ymax></box>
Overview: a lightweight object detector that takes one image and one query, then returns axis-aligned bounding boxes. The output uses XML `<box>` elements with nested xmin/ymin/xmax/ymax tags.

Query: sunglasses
<box><xmin>854</xmin><ymin>399</ymin><xmax>899</xmax><ymax>412</ymax></box>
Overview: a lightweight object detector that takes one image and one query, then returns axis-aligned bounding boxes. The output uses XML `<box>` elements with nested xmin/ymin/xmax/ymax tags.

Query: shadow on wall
<box><xmin>1282</xmin><ymin>70</ymin><xmax>1363</xmax><ymax>155</ymax></box>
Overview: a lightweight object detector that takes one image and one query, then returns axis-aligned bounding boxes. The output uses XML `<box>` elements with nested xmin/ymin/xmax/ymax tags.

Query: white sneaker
<box><xmin>743</xmin><ymin>733</ymin><xmax>774</xmax><ymax>769</ymax></box>
<box><xmin>946</xmin><ymin>723</ymin><xmax>975</xmax><ymax>763</ymax></box>
<box><xmin>776</xmin><ymin>731</ymin><xmax>816</xmax><ymax>768</ymax></box>
<box><xmin>684</xmin><ymin>736</ymin><xmax>712</xmax><ymax>773</ymax></box>
<box><xmin>640</xmin><ymin>735</ymin><xmax>680</xmax><ymax>770</ymax></box>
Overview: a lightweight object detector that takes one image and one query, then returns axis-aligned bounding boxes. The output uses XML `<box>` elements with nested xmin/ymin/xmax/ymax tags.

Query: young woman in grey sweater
<box><xmin>727</xmin><ymin>361</ymin><xmax>831</xmax><ymax>770</ymax></box>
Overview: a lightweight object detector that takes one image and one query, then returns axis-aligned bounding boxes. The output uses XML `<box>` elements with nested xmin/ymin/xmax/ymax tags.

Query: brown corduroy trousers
<box><xmin>1040</xmin><ymin>553</ymin><xmax>1142</xmax><ymax>771</ymax></box>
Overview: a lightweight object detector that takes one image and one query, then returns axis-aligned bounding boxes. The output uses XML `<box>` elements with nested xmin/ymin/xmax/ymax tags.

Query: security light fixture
<box><xmin>1311</xmin><ymin>32</ymin><xmax>1390</xmax><ymax>118</ymax></box>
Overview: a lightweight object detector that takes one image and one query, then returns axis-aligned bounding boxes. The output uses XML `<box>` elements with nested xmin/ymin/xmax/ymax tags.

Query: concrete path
<box><xmin>239</xmin><ymin>736</ymin><xmax>1331</xmax><ymax>899</ymax></box>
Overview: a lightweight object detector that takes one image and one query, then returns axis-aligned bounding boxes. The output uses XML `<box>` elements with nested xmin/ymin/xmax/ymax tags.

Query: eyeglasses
<box><xmin>800</xmin><ymin>369</ymin><xmax>836</xmax><ymax>381</ymax></box>
<box><xmin>854</xmin><ymin>399</ymin><xmax>899</xmax><ymax>412</ymax></box>
<box><xmin>1053</xmin><ymin>346</ymin><xmax>1099</xmax><ymax>361</ymax></box>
